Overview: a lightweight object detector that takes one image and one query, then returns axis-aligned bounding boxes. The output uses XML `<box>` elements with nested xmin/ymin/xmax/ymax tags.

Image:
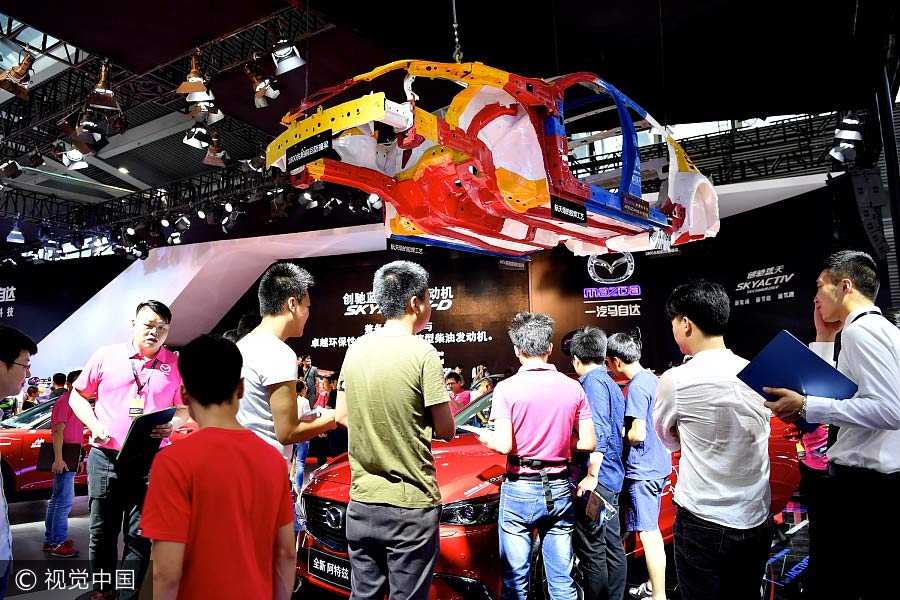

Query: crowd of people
<box><xmin>0</xmin><ymin>249</ymin><xmax>894</xmax><ymax>600</ymax></box>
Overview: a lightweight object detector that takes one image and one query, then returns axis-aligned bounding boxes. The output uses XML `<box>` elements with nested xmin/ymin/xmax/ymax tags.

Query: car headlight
<box><xmin>441</xmin><ymin>494</ymin><xmax>500</xmax><ymax>526</ymax></box>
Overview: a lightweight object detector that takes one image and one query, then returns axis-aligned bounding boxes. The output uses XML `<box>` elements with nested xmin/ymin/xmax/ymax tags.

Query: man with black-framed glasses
<box><xmin>68</xmin><ymin>300</ymin><xmax>188</xmax><ymax>600</ymax></box>
<box><xmin>0</xmin><ymin>325</ymin><xmax>38</xmax><ymax>598</ymax></box>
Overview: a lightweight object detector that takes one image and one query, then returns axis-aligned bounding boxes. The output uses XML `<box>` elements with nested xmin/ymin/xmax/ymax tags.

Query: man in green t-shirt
<box><xmin>336</xmin><ymin>260</ymin><xmax>455</xmax><ymax>600</ymax></box>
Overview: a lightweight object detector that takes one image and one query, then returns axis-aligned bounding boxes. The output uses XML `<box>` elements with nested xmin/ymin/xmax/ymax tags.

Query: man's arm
<box><xmin>653</xmin><ymin>374</ymin><xmax>681</xmax><ymax>451</ymax></box>
<box><xmin>51</xmin><ymin>423</ymin><xmax>68</xmax><ymax>474</ymax></box>
<box><xmin>430</xmin><ymin>402</ymin><xmax>456</xmax><ymax>441</ymax></box>
<box><xmin>151</xmin><ymin>406</ymin><xmax>191</xmax><ymax>440</ymax></box>
<box><xmin>574</xmin><ymin>416</ymin><xmax>597</xmax><ymax>452</ymax></box>
<box><xmin>576</xmin><ymin>450</ymin><xmax>603</xmax><ymax>497</ymax></box>
<box><xmin>149</xmin><ymin>541</ymin><xmax>184</xmax><ymax>600</ymax></box>
<box><xmin>270</xmin><ymin>381</ymin><xmax>336</xmax><ymax>445</ymax></box>
<box><xmin>68</xmin><ymin>389</ymin><xmax>109</xmax><ymax>443</ymax></box>
<box><xmin>479</xmin><ymin>417</ymin><xmax>512</xmax><ymax>454</ymax></box>
<box><xmin>272</xmin><ymin>523</ymin><xmax>295</xmax><ymax>600</ymax></box>
<box><xmin>581</xmin><ymin>378</ymin><xmax>611</xmax><ymax>455</ymax></box>
<box><xmin>334</xmin><ymin>389</ymin><xmax>348</xmax><ymax>428</ymax></box>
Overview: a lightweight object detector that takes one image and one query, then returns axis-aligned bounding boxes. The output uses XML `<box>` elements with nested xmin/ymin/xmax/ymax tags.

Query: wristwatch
<box><xmin>798</xmin><ymin>397</ymin><xmax>808</xmax><ymax>420</ymax></box>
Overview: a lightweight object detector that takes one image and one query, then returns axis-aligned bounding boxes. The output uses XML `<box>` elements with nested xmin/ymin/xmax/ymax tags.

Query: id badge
<box><xmin>129</xmin><ymin>396</ymin><xmax>145</xmax><ymax>417</ymax></box>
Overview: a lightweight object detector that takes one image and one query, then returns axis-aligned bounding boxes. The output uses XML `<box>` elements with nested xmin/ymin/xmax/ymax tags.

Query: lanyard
<box><xmin>849</xmin><ymin>309</ymin><xmax>880</xmax><ymax>325</ymax></box>
<box><xmin>131</xmin><ymin>357</ymin><xmax>159</xmax><ymax>395</ymax></box>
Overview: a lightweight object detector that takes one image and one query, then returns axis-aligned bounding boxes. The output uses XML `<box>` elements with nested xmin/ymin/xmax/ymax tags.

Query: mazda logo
<box><xmin>324</xmin><ymin>506</ymin><xmax>344</xmax><ymax>530</ymax></box>
<box><xmin>587</xmin><ymin>252</ymin><xmax>635</xmax><ymax>284</ymax></box>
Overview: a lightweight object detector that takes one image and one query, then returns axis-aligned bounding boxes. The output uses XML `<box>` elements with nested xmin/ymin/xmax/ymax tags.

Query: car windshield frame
<box><xmin>1</xmin><ymin>398</ymin><xmax>55</xmax><ymax>429</ymax></box>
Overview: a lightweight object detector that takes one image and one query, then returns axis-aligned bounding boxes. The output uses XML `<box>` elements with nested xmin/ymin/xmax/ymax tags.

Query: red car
<box><xmin>0</xmin><ymin>400</ymin><xmax>199</xmax><ymax>501</ymax></box>
<box><xmin>297</xmin><ymin>385</ymin><xmax>800</xmax><ymax>599</ymax></box>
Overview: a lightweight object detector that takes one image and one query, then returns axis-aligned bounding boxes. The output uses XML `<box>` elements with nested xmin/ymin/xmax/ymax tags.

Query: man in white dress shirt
<box><xmin>653</xmin><ymin>280</ymin><xmax>771</xmax><ymax>600</ymax></box>
<box><xmin>765</xmin><ymin>250</ymin><xmax>900</xmax><ymax>599</ymax></box>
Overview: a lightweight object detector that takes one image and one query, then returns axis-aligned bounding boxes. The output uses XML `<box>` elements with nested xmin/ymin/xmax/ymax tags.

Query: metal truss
<box><xmin>570</xmin><ymin>112</ymin><xmax>838</xmax><ymax>190</ymax></box>
<box><xmin>1</xmin><ymin>162</ymin><xmax>277</xmax><ymax>235</ymax></box>
<box><xmin>0</xmin><ymin>6</ymin><xmax>330</xmax><ymax>157</ymax></box>
<box><xmin>0</xmin><ymin>14</ymin><xmax>91</xmax><ymax>68</ymax></box>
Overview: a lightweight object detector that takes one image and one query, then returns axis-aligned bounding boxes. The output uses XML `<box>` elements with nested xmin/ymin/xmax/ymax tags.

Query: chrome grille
<box><xmin>304</xmin><ymin>495</ymin><xmax>348</xmax><ymax>552</ymax></box>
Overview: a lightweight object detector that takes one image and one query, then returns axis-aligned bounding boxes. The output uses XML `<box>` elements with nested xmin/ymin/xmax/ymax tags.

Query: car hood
<box><xmin>307</xmin><ymin>432</ymin><xmax>507</xmax><ymax>502</ymax></box>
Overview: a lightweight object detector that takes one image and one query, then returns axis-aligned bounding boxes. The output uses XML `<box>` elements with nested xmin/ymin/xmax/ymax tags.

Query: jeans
<box><xmin>294</xmin><ymin>441</ymin><xmax>309</xmax><ymax>491</ymax></box>
<box><xmin>346</xmin><ymin>501</ymin><xmax>441</xmax><ymax>600</ymax></box>
<box><xmin>87</xmin><ymin>449</ymin><xmax>151</xmax><ymax>599</ymax></box>
<box><xmin>499</xmin><ymin>478</ymin><xmax>576</xmax><ymax>600</ymax></box>
<box><xmin>673</xmin><ymin>506</ymin><xmax>772</xmax><ymax>600</ymax></box>
<box><xmin>573</xmin><ymin>482</ymin><xmax>626</xmax><ymax>600</ymax></box>
<box><xmin>44</xmin><ymin>470</ymin><xmax>76</xmax><ymax>545</ymax></box>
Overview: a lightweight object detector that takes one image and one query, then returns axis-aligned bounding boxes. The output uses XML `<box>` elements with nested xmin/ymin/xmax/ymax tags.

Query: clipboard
<box><xmin>37</xmin><ymin>442</ymin><xmax>81</xmax><ymax>472</ymax></box>
<box><xmin>116</xmin><ymin>406</ymin><xmax>177</xmax><ymax>464</ymax></box>
<box><xmin>737</xmin><ymin>330</ymin><xmax>858</xmax><ymax>402</ymax></box>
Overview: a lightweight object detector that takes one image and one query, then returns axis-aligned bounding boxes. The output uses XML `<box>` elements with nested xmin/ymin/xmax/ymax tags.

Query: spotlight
<box><xmin>174</xmin><ymin>215</ymin><xmax>192</xmax><ymax>232</ymax></box>
<box><xmin>72</xmin><ymin>112</ymin><xmax>109</xmax><ymax>155</ymax></box>
<box><xmin>131</xmin><ymin>240</ymin><xmax>150</xmax><ymax>260</ymax></box>
<box><xmin>6</xmin><ymin>220</ymin><xmax>24</xmax><ymax>244</ymax></box>
<box><xmin>367</xmin><ymin>193</ymin><xmax>383</xmax><ymax>211</ymax></box>
<box><xmin>167</xmin><ymin>231</ymin><xmax>182</xmax><ymax>245</ymax></box>
<box><xmin>223</xmin><ymin>201</ymin><xmax>234</xmax><ymax>213</ymax></box>
<box><xmin>62</xmin><ymin>148</ymin><xmax>89</xmax><ymax>170</ymax></box>
<box><xmin>241</xmin><ymin>153</ymin><xmax>266</xmax><ymax>173</ymax></box>
<box><xmin>37</xmin><ymin>221</ymin><xmax>53</xmax><ymax>242</ymax></box>
<box><xmin>0</xmin><ymin>160</ymin><xmax>22</xmax><ymax>179</ymax></box>
<box><xmin>27</xmin><ymin>150</ymin><xmax>44</xmax><ymax>168</ymax></box>
<box><xmin>87</xmin><ymin>63</ymin><xmax>120</xmax><ymax>111</ymax></box>
<box><xmin>196</xmin><ymin>207</ymin><xmax>206</xmax><ymax>220</ymax></box>
<box><xmin>270</xmin><ymin>26</ymin><xmax>305</xmax><ymax>75</ymax></box>
<box><xmin>0</xmin><ymin>47</ymin><xmax>35</xmax><ymax>100</ymax></box>
<box><xmin>108</xmin><ymin>111</ymin><xmax>128</xmax><ymax>135</ymax></box>
<box><xmin>221</xmin><ymin>210</ymin><xmax>240</xmax><ymax>233</ymax></box>
<box><xmin>126</xmin><ymin>225</ymin><xmax>136</xmax><ymax>236</ymax></box>
<box><xmin>176</xmin><ymin>53</ymin><xmax>214</xmax><ymax>102</ymax></box>
<box><xmin>182</xmin><ymin>125</ymin><xmax>213</xmax><ymax>149</ymax></box>
<box><xmin>187</xmin><ymin>101</ymin><xmax>224</xmax><ymax>125</ymax></box>
<box><xmin>829</xmin><ymin>112</ymin><xmax>865</xmax><ymax>165</ymax></box>
<box><xmin>201</xmin><ymin>132</ymin><xmax>227</xmax><ymax>167</ymax></box>
<box><xmin>323</xmin><ymin>197</ymin><xmax>342</xmax><ymax>217</ymax></box>
<box><xmin>244</xmin><ymin>64</ymin><xmax>280</xmax><ymax>109</ymax></box>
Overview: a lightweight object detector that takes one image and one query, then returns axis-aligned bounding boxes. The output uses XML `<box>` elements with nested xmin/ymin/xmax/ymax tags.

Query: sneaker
<box><xmin>50</xmin><ymin>542</ymin><xmax>79</xmax><ymax>557</ymax></box>
<box><xmin>628</xmin><ymin>582</ymin><xmax>653</xmax><ymax>600</ymax></box>
<box><xmin>43</xmin><ymin>539</ymin><xmax>74</xmax><ymax>552</ymax></box>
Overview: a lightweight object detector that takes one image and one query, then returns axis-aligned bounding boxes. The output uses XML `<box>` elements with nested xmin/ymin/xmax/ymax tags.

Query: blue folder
<box><xmin>737</xmin><ymin>330</ymin><xmax>858</xmax><ymax>402</ymax></box>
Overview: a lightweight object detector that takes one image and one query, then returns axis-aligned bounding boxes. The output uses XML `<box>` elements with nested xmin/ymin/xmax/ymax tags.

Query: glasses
<box><xmin>6</xmin><ymin>361</ymin><xmax>30</xmax><ymax>370</ymax></box>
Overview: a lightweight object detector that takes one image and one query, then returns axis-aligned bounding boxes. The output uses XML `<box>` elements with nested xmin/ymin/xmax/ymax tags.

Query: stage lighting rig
<box><xmin>0</xmin><ymin>47</ymin><xmax>34</xmax><ymax>100</ymax></box>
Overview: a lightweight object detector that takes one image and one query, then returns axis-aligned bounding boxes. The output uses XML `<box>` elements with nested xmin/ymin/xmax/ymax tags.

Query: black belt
<box><xmin>507</xmin><ymin>456</ymin><xmax>569</xmax><ymax>511</ymax></box>
<box><xmin>829</xmin><ymin>463</ymin><xmax>900</xmax><ymax>482</ymax></box>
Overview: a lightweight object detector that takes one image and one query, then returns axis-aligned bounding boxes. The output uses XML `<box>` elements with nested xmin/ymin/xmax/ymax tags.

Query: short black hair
<box><xmin>324</xmin><ymin>373</ymin><xmax>339</xmax><ymax>384</ymax></box>
<box><xmin>258</xmin><ymin>262</ymin><xmax>314</xmax><ymax>316</ymax></box>
<box><xmin>237</xmin><ymin>313</ymin><xmax>262</xmax><ymax>339</ymax></box>
<box><xmin>569</xmin><ymin>327</ymin><xmax>607</xmax><ymax>365</ymax></box>
<box><xmin>136</xmin><ymin>300</ymin><xmax>172</xmax><ymax>324</ymax></box>
<box><xmin>822</xmin><ymin>250</ymin><xmax>880</xmax><ymax>300</ymax></box>
<box><xmin>300</xmin><ymin>354</ymin><xmax>311</xmax><ymax>361</ymax></box>
<box><xmin>296</xmin><ymin>379</ymin><xmax>308</xmax><ymax>395</ymax></box>
<box><xmin>0</xmin><ymin>326</ymin><xmax>37</xmax><ymax>364</ymax></box>
<box><xmin>178</xmin><ymin>335</ymin><xmax>242</xmax><ymax>407</ymax></box>
<box><xmin>446</xmin><ymin>372</ymin><xmax>463</xmax><ymax>384</ymax></box>
<box><xmin>66</xmin><ymin>370</ymin><xmax>82</xmax><ymax>385</ymax></box>
<box><xmin>52</xmin><ymin>373</ymin><xmax>66</xmax><ymax>387</ymax></box>
<box><xmin>665</xmin><ymin>279</ymin><xmax>730</xmax><ymax>336</ymax></box>
<box><xmin>373</xmin><ymin>261</ymin><xmax>429</xmax><ymax>319</ymax></box>
<box><xmin>26</xmin><ymin>385</ymin><xmax>38</xmax><ymax>396</ymax></box>
<box><xmin>606</xmin><ymin>329</ymin><xmax>642</xmax><ymax>364</ymax></box>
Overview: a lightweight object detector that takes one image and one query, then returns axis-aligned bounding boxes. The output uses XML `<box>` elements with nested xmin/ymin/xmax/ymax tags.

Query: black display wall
<box><xmin>214</xmin><ymin>248</ymin><xmax>531</xmax><ymax>376</ymax></box>
<box><xmin>0</xmin><ymin>255</ymin><xmax>133</xmax><ymax>344</ymax></box>
<box><xmin>531</xmin><ymin>175</ymin><xmax>891</xmax><ymax>374</ymax></box>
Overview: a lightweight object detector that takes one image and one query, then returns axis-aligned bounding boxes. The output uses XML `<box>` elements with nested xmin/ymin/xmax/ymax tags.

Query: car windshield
<box><xmin>454</xmin><ymin>376</ymin><xmax>502</xmax><ymax>431</ymax></box>
<box><xmin>1</xmin><ymin>399</ymin><xmax>55</xmax><ymax>429</ymax></box>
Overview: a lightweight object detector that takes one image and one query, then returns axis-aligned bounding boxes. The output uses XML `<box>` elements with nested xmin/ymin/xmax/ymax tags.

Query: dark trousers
<box><xmin>797</xmin><ymin>463</ymin><xmax>827</xmax><ymax>597</ymax></box>
<box><xmin>87</xmin><ymin>449</ymin><xmax>152</xmax><ymax>599</ymax></box>
<box><xmin>573</xmin><ymin>483</ymin><xmax>626</xmax><ymax>600</ymax></box>
<box><xmin>817</xmin><ymin>464</ymin><xmax>900</xmax><ymax>599</ymax></box>
<box><xmin>673</xmin><ymin>506</ymin><xmax>772</xmax><ymax>600</ymax></box>
<box><xmin>346</xmin><ymin>501</ymin><xmax>441</xmax><ymax>600</ymax></box>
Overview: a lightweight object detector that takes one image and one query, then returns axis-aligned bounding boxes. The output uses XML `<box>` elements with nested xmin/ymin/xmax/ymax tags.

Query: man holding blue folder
<box><xmin>764</xmin><ymin>250</ymin><xmax>900</xmax><ymax>599</ymax></box>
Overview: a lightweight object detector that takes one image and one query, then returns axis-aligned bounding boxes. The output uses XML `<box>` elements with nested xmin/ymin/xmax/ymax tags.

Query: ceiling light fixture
<box><xmin>0</xmin><ymin>160</ymin><xmax>22</xmax><ymax>179</ymax></box>
<box><xmin>244</xmin><ymin>63</ymin><xmax>280</xmax><ymax>109</ymax></box>
<box><xmin>202</xmin><ymin>132</ymin><xmax>227</xmax><ymax>167</ymax></box>
<box><xmin>27</xmin><ymin>149</ymin><xmax>45</xmax><ymax>168</ymax></box>
<box><xmin>62</xmin><ymin>148</ymin><xmax>89</xmax><ymax>170</ymax></box>
<box><xmin>87</xmin><ymin>62</ymin><xmax>120</xmax><ymax>111</ymax></box>
<box><xmin>6</xmin><ymin>218</ymin><xmax>24</xmax><ymax>244</ymax></box>
<box><xmin>0</xmin><ymin>47</ymin><xmax>35</xmax><ymax>100</ymax></box>
<box><xmin>187</xmin><ymin>101</ymin><xmax>225</xmax><ymax>125</ymax></box>
<box><xmin>176</xmin><ymin>52</ymin><xmax>214</xmax><ymax>102</ymax></box>
<box><xmin>182</xmin><ymin>125</ymin><xmax>213</xmax><ymax>149</ymax></box>
<box><xmin>269</xmin><ymin>25</ymin><xmax>305</xmax><ymax>75</ymax></box>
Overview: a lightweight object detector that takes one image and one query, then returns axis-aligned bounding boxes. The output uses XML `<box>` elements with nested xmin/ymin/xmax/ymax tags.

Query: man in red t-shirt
<box><xmin>140</xmin><ymin>335</ymin><xmax>295</xmax><ymax>600</ymax></box>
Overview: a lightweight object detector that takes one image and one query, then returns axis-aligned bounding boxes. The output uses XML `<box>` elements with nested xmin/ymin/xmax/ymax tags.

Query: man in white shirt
<box><xmin>237</xmin><ymin>262</ymin><xmax>337</xmax><ymax>467</ymax></box>
<box><xmin>764</xmin><ymin>250</ymin><xmax>900</xmax><ymax>599</ymax></box>
<box><xmin>653</xmin><ymin>280</ymin><xmax>771</xmax><ymax>600</ymax></box>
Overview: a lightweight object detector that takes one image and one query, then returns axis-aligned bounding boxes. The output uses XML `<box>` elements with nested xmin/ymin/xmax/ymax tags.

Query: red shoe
<box><xmin>44</xmin><ymin>539</ymin><xmax>74</xmax><ymax>551</ymax></box>
<box><xmin>50</xmin><ymin>542</ymin><xmax>79</xmax><ymax>557</ymax></box>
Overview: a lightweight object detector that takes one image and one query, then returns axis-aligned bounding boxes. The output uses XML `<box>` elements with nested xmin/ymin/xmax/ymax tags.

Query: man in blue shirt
<box><xmin>606</xmin><ymin>331</ymin><xmax>671</xmax><ymax>600</ymax></box>
<box><xmin>567</xmin><ymin>327</ymin><xmax>626</xmax><ymax>600</ymax></box>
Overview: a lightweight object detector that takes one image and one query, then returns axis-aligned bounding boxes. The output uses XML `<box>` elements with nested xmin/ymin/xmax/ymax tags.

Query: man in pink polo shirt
<box><xmin>478</xmin><ymin>312</ymin><xmax>596</xmax><ymax>600</ymax></box>
<box><xmin>68</xmin><ymin>300</ymin><xmax>187</xmax><ymax>600</ymax></box>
